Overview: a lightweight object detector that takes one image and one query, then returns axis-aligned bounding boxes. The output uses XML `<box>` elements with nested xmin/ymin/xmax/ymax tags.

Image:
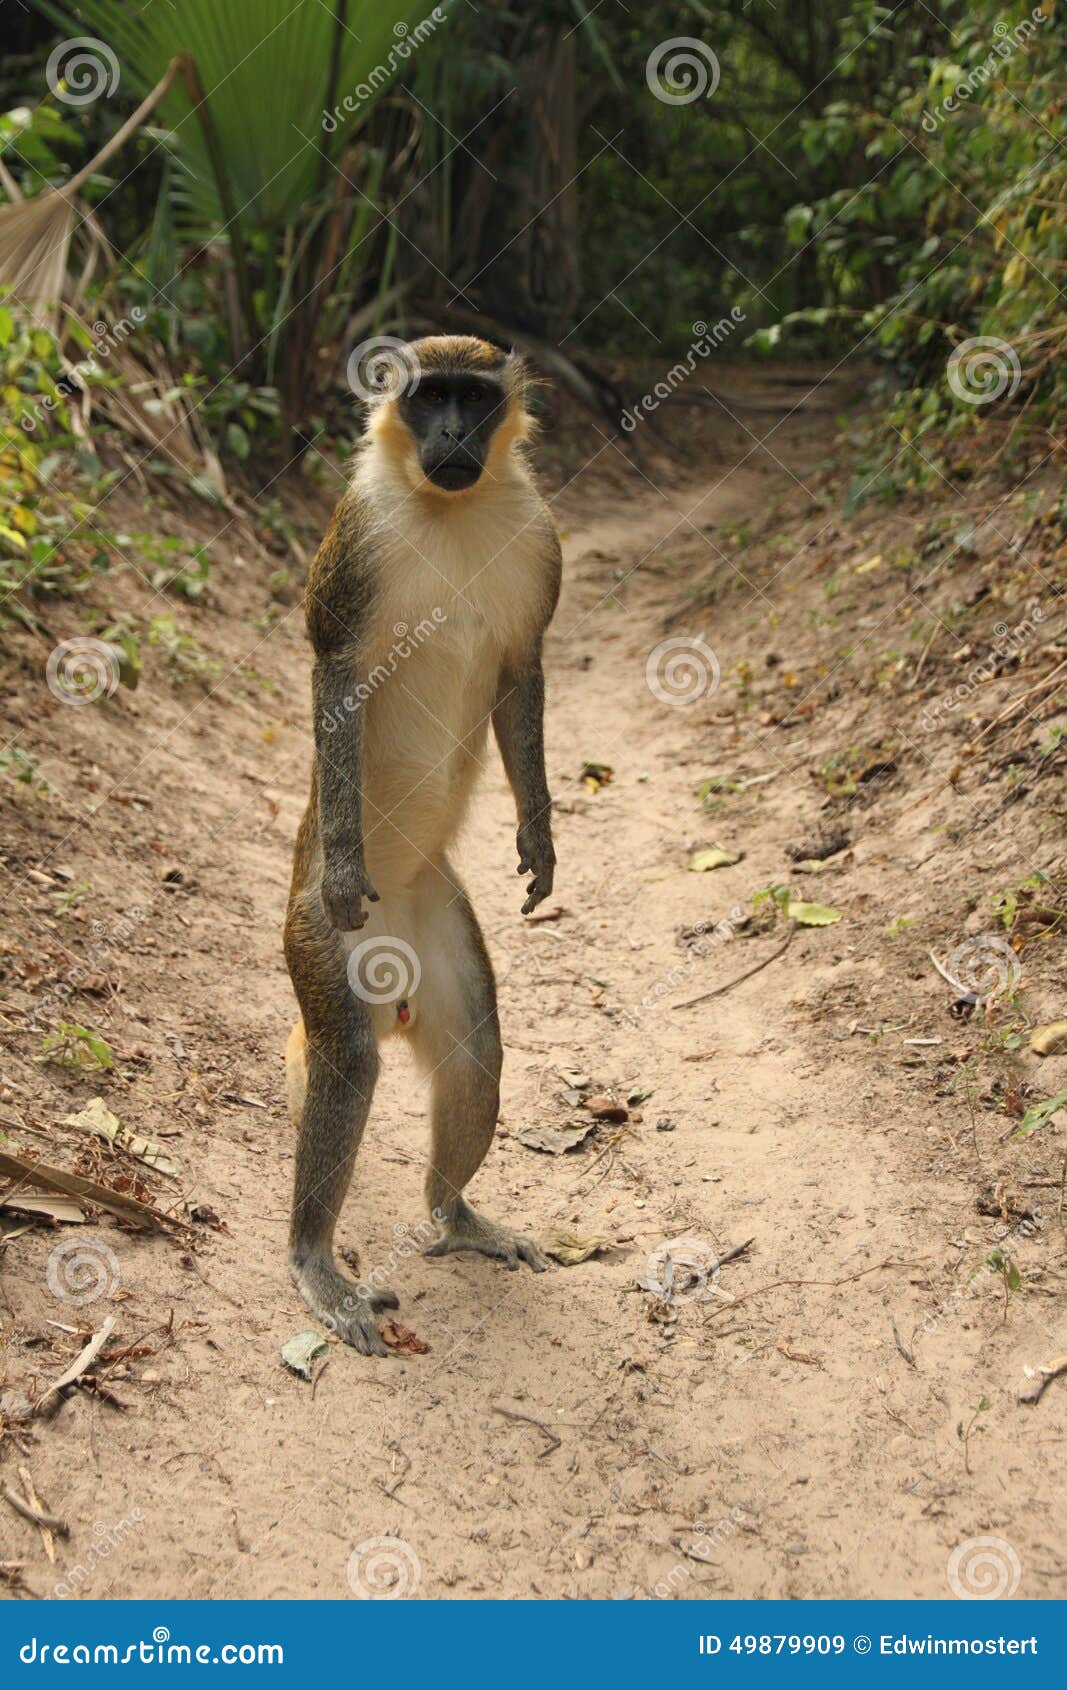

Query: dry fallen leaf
<box><xmin>516</xmin><ymin>1120</ymin><xmax>597</xmax><ymax>1154</ymax></box>
<box><xmin>539</xmin><ymin>1227</ymin><xmax>613</xmax><ymax>1266</ymax></box>
<box><xmin>281</xmin><ymin>1331</ymin><xmax>328</xmax><ymax>1380</ymax></box>
<box><xmin>586</xmin><ymin>1091</ymin><xmax>628</xmax><ymax>1123</ymax></box>
<box><xmin>786</xmin><ymin>900</ymin><xmax>843</xmax><ymax>927</ymax></box>
<box><xmin>689</xmin><ymin>846</ymin><xmax>743</xmax><ymax>872</ymax></box>
<box><xmin>64</xmin><ymin>1097</ymin><xmax>178</xmax><ymax>1178</ymax></box>
<box><xmin>381</xmin><ymin>1321</ymin><xmax>430</xmax><ymax>1356</ymax></box>
<box><xmin>1030</xmin><ymin>1021</ymin><xmax>1067</xmax><ymax>1057</ymax></box>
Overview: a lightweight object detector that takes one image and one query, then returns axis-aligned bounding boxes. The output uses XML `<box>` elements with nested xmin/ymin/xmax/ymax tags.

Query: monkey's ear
<box><xmin>504</xmin><ymin>348</ymin><xmax>532</xmax><ymax>399</ymax></box>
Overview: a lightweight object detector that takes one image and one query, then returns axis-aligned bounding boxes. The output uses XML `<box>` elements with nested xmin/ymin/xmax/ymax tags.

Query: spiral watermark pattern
<box><xmin>945</xmin><ymin>934</ymin><xmax>1020</xmax><ymax>1001</ymax></box>
<box><xmin>645</xmin><ymin>635</ymin><xmax>720</xmax><ymax>705</ymax></box>
<box><xmin>46</xmin><ymin>37</ymin><xmax>120</xmax><ymax>106</ymax></box>
<box><xmin>45</xmin><ymin>637</ymin><xmax>121</xmax><ymax>706</ymax></box>
<box><xmin>947</xmin><ymin>1535</ymin><xmax>1021</xmax><ymax>1599</ymax></box>
<box><xmin>46</xmin><ymin>1235</ymin><xmax>120</xmax><ymax>1306</ymax></box>
<box><xmin>347</xmin><ymin>935</ymin><xmax>421</xmax><ymax>1005</ymax></box>
<box><xmin>346</xmin><ymin>336</ymin><xmax>421</xmax><ymax>403</ymax></box>
<box><xmin>346</xmin><ymin>1536</ymin><xmax>421</xmax><ymax>1599</ymax></box>
<box><xmin>646</xmin><ymin>38</ymin><xmax>720</xmax><ymax>105</ymax></box>
<box><xmin>643</xmin><ymin>1236</ymin><xmax>721</xmax><ymax>1304</ymax></box>
<box><xmin>946</xmin><ymin>337</ymin><xmax>1021</xmax><ymax>406</ymax></box>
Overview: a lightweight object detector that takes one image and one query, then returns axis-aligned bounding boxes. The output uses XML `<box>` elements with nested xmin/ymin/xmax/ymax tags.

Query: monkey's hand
<box><xmin>516</xmin><ymin>819</ymin><xmax>555</xmax><ymax>915</ymax></box>
<box><xmin>320</xmin><ymin>859</ymin><xmax>380</xmax><ymax>932</ymax></box>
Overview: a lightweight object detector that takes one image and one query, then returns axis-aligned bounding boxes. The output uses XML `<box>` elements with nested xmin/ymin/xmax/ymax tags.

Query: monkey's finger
<box><xmin>516</xmin><ymin>857</ymin><xmax>531</xmax><ymax>875</ymax></box>
<box><xmin>362</xmin><ymin>880</ymin><xmax>380</xmax><ymax>903</ymax></box>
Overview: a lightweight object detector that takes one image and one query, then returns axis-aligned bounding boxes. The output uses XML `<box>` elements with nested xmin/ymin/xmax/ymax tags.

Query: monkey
<box><xmin>283</xmin><ymin>335</ymin><xmax>561</xmax><ymax>1355</ymax></box>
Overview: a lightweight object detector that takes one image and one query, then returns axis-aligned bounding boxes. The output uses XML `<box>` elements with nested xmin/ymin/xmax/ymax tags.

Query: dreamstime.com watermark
<box><xmin>922</xmin><ymin>9</ymin><xmax>1049</xmax><ymax>131</ymax></box>
<box><xmin>323</xmin><ymin>11</ymin><xmax>448</xmax><ymax>131</ymax></box>
<box><xmin>642</xmin><ymin>1236</ymin><xmax>724</xmax><ymax>1305</ymax></box>
<box><xmin>346</xmin><ymin>1535</ymin><xmax>421</xmax><ymax>1598</ymax></box>
<box><xmin>32</xmin><ymin>903</ymin><xmax>144</xmax><ymax>1028</ymax></box>
<box><xmin>47</xmin><ymin>1235</ymin><xmax>121</xmax><ymax>1307</ymax></box>
<box><xmin>46</xmin><ymin>636</ymin><xmax>122</xmax><ymax>705</ymax></box>
<box><xmin>22</xmin><ymin>310</ymin><xmax>145</xmax><ymax>435</ymax></box>
<box><xmin>621</xmin><ymin>313</ymin><xmax>746</xmax><ymax>430</ymax></box>
<box><xmin>646</xmin><ymin>634</ymin><xmax>721</xmax><ymax>705</ymax></box>
<box><xmin>320</xmin><ymin>613</ymin><xmax>446</xmax><ymax>732</ymax></box>
<box><xmin>18</xmin><ymin>1631</ymin><xmax>283</xmax><ymax>1665</ymax></box>
<box><xmin>46</xmin><ymin>36</ymin><xmax>120</xmax><ymax>106</ymax></box>
<box><xmin>919</xmin><ymin>607</ymin><xmax>1045</xmax><ymax>729</ymax></box>
<box><xmin>52</xmin><ymin>1512</ymin><xmax>146</xmax><ymax>1599</ymax></box>
<box><xmin>943</xmin><ymin>933</ymin><xmax>1021</xmax><ymax>1003</ymax></box>
<box><xmin>946</xmin><ymin>336</ymin><xmax>1021</xmax><ymax>405</ymax></box>
<box><xmin>346</xmin><ymin>1212</ymin><xmax>444</xmax><ymax>1308</ymax></box>
<box><xmin>346</xmin><ymin>334</ymin><xmax>422</xmax><ymax>402</ymax></box>
<box><xmin>346</xmin><ymin>934</ymin><xmax>422</xmax><ymax>1005</ymax></box>
<box><xmin>652</xmin><ymin>1509</ymin><xmax>746</xmax><ymax>1598</ymax></box>
<box><xmin>646</xmin><ymin>38</ymin><xmax>720</xmax><ymax>105</ymax></box>
<box><xmin>947</xmin><ymin>1535</ymin><xmax>1022</xmax><ymax>1599</ymax></box>
<box><xmin>618</xmin><ymin>900</ymin><xmax>746</xmax><ymax>1030</ymax></box>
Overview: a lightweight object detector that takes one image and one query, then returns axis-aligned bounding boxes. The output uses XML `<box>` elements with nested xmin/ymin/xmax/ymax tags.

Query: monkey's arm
<box><xmin>493</xmin><ymin>656</ymin><xmax>555</xmax><ymax>915</ymax></box>
<box><xmin>305</xmin><ymin>498</ymin><xmax>380</xmax><ymax>933</ymax></box>
<box><xmin>312</xmin><ymin>653</ymin><xmax>380</xmax><ymax>931</ymax></box>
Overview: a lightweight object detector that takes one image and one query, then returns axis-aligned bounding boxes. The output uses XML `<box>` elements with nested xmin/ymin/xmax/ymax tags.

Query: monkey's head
<box><xmin>367</xmin><ymin>335</ymin><xmax>532</xmax><ymax>496</ymax></box>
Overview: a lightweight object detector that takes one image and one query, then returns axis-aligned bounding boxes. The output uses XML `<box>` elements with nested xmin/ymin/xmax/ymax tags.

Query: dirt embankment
<box><xmin>1</xmin><ymin>365</ymin><xmax>1065</xmax><ymax>1600</ymax></box>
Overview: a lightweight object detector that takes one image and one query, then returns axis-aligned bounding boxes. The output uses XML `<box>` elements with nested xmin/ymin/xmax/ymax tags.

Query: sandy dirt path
<box><xmin>2</xmin><ymin>408</ymin><xmax>1064</xmax><ymax>1601</ymax></box>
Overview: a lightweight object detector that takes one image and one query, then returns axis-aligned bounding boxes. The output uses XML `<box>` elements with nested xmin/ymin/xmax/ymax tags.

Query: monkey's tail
<box><xmin>285</xmin><ymin>1018</ymin><xmax>308</xmax><ymax>1126</ymax></box>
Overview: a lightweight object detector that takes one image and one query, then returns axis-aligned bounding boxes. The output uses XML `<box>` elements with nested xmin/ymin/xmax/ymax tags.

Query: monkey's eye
<box><xmin>462</xmin><ymin>384</ymin><xmax>489</xmax><ymax>404</ymax></box>
<box><xmin>420</xmin><ymin>386</ymin><xmax>446</xmax><ymax>405</ymax></box>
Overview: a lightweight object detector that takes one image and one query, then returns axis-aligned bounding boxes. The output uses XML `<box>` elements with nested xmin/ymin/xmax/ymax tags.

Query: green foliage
<box><xmin>37</xmin><ymin>1019</ymin><xmax>113</xmax><ymax>1071</ymax></box>
<box><xmin>148</xmin><ymin>613</ymin><xmax>220</xmax><ymax>685</ymax></box>
<box><xmin>776</xmin><ymin>0</ymin><xmax>1064</xmax><ymax>484</ymax></box>
<box><xmin>0</xmin><ymin>745</ymin><xmax>54</xmax><ymax>793</ymax></box>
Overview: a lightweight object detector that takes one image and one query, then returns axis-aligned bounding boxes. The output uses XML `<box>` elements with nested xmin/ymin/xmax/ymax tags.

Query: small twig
<box><xmin>1018</xmin><ymin>1354</ymin><xmax>1067</xmax><ymax>1406</ymax></box>
<box><xmin>35</xmin><ymin>1315</ymin><xmax>116</xmax><ymax>1417</ymax></box>
<box><xmin>17</xmin><ymin>1468</ymin><xmax>55</xmax><ymax>1564</ymax></box>
<box><xmin>968</xmin><ymin>658</ymin><xmax>1066</xmax><ymax>747</ymax></box>
<box><xmin>892</xmin><ymin>1319</ymin><xmax>916</xmax><ymax>1367</ymax></box>
<box><xmin>717</xmin><ymin>1237</ymin><xmax>755</xmax><ymax>1268</ymax></box>
<box><xmin>2</xmin><ymin>1485</ymin><xmax>69</xmax><ymax>1537</ymax></box>
<box><xmin>491</xmin><ymin>1403</ymin><xmax>561</xmax><ymax>1456</ymax></box>
<box><xmin>928</xmin><ymin>948</ymin><xmax>966</xmax><ymax>995</ymax></box>
<box><xmin>702</xmin><ymin>1258</ymin><xmax>926</xmax><ymax>1324</ymax></box>
<box><xmin>672</xmin><ymin>921</ymin><xmax>795</xmax><ymax>1011</ymax></box>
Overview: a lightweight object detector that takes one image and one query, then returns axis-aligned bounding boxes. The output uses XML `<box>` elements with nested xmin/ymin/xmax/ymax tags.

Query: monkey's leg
<box><xmin>285</xmin><ymin>912</ymin><xmax>398</xmax><ymax>1355</ymax></box>
<box><xmin>409</xmin><ymin>872</ymin><xmax>548</xmax><ymax>1272</ymax></box>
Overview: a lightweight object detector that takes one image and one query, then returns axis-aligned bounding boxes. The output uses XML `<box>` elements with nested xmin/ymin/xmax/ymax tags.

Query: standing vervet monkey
<box><xmin>283</xmin><ymin>335</ymin><xmax>561</xmax><ymax>1354</ymax></box>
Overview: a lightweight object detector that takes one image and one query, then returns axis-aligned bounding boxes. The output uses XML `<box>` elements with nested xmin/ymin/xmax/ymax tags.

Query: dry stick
<box><xmin>0</xmin><ymin>1148</ymin><xmax>182</xmax><ymax>1232</ymax></box>
<box><xmin>491</xmin><ymin>1404</ymin><xmax>561</xmax><ymax>1457</ymax></box>
<box><xmin>717</xmin><ymin>1237</ymin><xmax>755</xmax><ymax>1268</ymax></box>
<box><xmin>63</xmin><ymin>59</ymin><xmax>184</xmax><ymax>198</ymax></box>
<box><xmin>95</xmin><ymin>1312</ymin><xmax>175</xmax><ymax>1385</ymax></box>
<box><xmin>968</xmin><ymin>658</ymin><xmax>1067</xmax><ymax>747</ymax></box>
<box><xmin>701</xmin><ymin>1257</ymin><xmax>926</xmax><ymax>1324</ymax></box>
<box><xmin>35</xmin><ymin>1315</ymin><xmax>116</xmax><ymax>1417</ymax></box>
<box><xmin>672</xmin><ymin>921</ymin><xmax>795</xmax><ymax>1012</ymax></box>
<box><xmin>1</xmin><ymin>1484</ymin><xmax>69</xmax><ymax>1537</ymax></box>
<box><xmin>17</xmin><ymin>1467</ymin><xmax>55</xmax><ymax>1565</ymax></box>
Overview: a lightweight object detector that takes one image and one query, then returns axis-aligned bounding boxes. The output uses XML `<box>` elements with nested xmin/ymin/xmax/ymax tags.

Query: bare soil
<box><xmin>1</xmin><ymin>364</ymin><xmax>1065</xmax><ymax>1601</ymax></box>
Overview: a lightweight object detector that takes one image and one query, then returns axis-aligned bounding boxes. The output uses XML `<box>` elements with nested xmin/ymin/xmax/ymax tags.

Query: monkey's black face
<box><xmin>399</xmin><ymin>374</ymin><xmax>506</xmax><ymax>492</ymax></box>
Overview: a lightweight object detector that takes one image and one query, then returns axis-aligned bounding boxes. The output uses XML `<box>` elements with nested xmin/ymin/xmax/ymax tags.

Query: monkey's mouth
<box><xmin>425</xmin><ymin>458</ymin><xmax>483</xmax><ymax>492</ymax></box>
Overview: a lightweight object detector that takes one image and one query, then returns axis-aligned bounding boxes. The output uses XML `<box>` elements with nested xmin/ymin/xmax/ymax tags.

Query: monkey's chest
<box><xmin>360</xmin><ymin>607</ymin><xmax>499</xmax><ymax>868</ymax></box>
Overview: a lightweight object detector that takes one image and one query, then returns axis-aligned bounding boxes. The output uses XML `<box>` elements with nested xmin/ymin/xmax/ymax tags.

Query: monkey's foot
<box><xmin>290</xmin><ymin>1253</ymin><xmax>399</xmax><ymax>1357</ymax></box>
<box><xmin>425</xmin><ymin>1202</ymin><xmax>549</xmax><ymax>1272</ymax></box>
